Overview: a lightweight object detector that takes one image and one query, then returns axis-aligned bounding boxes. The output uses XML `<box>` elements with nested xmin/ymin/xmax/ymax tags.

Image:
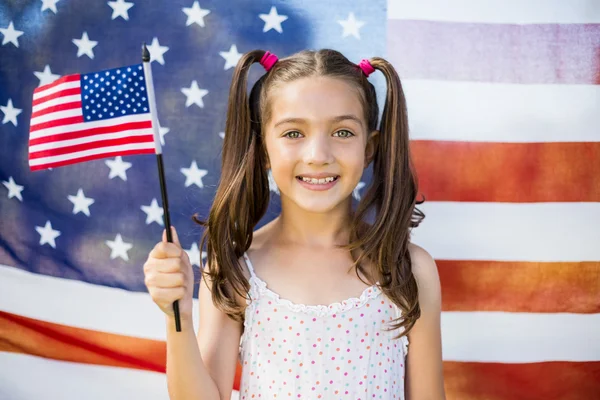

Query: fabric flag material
<box><xmin>29</xmin><ymin>64</ymin><xmax>156</xmax><ymax>171</ymax></box>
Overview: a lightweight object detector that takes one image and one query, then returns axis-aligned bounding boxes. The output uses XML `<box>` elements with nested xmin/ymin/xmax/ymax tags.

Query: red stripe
<box><xmin>30</xmin><ymin>101</ymin><xmax>82</xmax><ymax>119</ymax></box>
<box><xmin>33</xmin><ymin>74</ymin><xmax>80</xmax><ymax>95</ymax></box>
<box><xmin>29</xmin><ymin>148</ymin><xmax>155</xmax><ymax>171</ymax></box>
<box><xmin>29</xmin><ymin>135</ymin><xmax>155</xmax><ymax>159</ymax></box>
<box><xmin>29</xmin><ymin>115</ymin><xmax>85</xmax><ymax>132</ymax></box>
<box><xmin>29</xmin><ymin>121</ymin><xmax>153</xmax><ymax>146</ymax></box>
<box><xmin>32</xmin><ymin>87</ymin><xmax>81</xmax><ymax>107</ymax></box>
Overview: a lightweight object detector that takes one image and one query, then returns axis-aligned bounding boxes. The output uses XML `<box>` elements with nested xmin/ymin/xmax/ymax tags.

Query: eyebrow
<box><xmin>273</xmin><ymin>114</ymin><xmax>364</xmax><ymax>128</ymax></box>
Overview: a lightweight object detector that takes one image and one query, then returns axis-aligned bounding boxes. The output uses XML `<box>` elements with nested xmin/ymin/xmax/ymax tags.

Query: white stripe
<box><xmin>29</xmin><ymin>113</ymin><xmax>152</xmax><ymax>139</ymax></box>
<box><xmin>29</xmin><ymin>128</ymin><xmax>155</xmax><ymax>152</ymax></box>
<box><xmin>33</xmin><ymin>80</ymin><xmax>80</xmax><ymax>100</ymax></box>
<box><xmin>442</xmin><ymin>312</ymin><xmax>600</xmax><ymax>362</ymax></box>
<box><xmin>29</xmin><ymin>142</ymin><xmax>156</xmax><ymax>167</ymax></box>
<box><xmin>0</xmin><ymin>265</ymin><xmax>199</xmax><ymax>340</ymax></box>
<box><xmin>32</xmin><ymin>94</ymin><xmax>81</xmax><ymax>113</ymax></box>
<box><xmin>411</xmin><ymin>202</ymin><xmax>600</xmax><ymax>262</ymax></box>
<box><xmin>30</xmin><ymin>108</ymin><xmax>82</xmax><ymax>126</ymax></box>
<box><xmin>402</xmin><ymin>80</ymin><xmax>600</xmax><ymax>143</ymax></box>
<box><xmin>387</xmin><ymin>0</ymin><xmax>600</xmax><ymax>24</ymax></box>
<box><xmin>0</xmin><ymin>353</ymin><xmax>241</xmax><ymax>400</ymax></box>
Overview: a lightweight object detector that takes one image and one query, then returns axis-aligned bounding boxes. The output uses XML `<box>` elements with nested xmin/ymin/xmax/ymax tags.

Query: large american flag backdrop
<box><xmin>1</xmin><ymin>1</ymin><xmax>599</xmax><ymax>399</ymax></box>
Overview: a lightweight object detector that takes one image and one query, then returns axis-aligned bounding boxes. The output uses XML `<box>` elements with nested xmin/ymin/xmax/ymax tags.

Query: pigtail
<box><xmin>194</xmin><ymin>50</ymin><xmax>270</xmax><ymax>321</ymax></box>
<box><xmin>348</xmin><ymin>57</ymin><xmax>424</xmax><ymax>338</ymax></box>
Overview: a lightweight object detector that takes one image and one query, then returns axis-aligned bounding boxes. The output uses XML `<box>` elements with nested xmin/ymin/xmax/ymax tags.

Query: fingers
<box><xmin>144</xmin><ymin>271</ymin><xmax>185</xmax><ymax>289</ymax></box>
<box><xmin>149</xmin><ymin>241</ymin><xmax>182</xmax><ymax>259</ymax></box>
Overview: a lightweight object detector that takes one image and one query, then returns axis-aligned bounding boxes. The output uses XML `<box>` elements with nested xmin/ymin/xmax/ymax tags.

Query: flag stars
<box><xmin>2</xmin><ymin>177</ymin><xmax>24</xmax><ymax>201</ymax></box>
<box><xmin>33</xmin><ymin>65</ymin><xmax>60</xmax><ymax>87</ymax></box>
<box><xmin>68</xmin><ymin>188</ymin><xmax>95</xmax><ymax>216</ymax></box>
<box><xmin>108</xmin><ymin>0</ymin><xmax>134</xmax><ymax>21</ymax></box>
<box><xmin>105</xmin><ymin>156</ymin><xmax>132</xmax><ymax>181</ymax></box>
<box><xmin>181</xmin><ymin>80</ymin><xmax>208</xmax><ymax>108</ymax></box>
<box><xmin>1</xmin><ymin>99</ymin><xmax>22</xmax><ymax>126</ymax></box>
<box><xmin>181</xmin><ymin>161</ymin><xmax>208</xmax><ymax>188</ymax></box>
<box><xmin>338</xmin><ymin>12</ymin><xmax>365</xmax><ymax>39</ymax></box>
<box><xmin>72</xmin><ymin>31</ymin><xmax>98</xmax><ymax>59</ymax></box>
<box><xmin>353</xmin><ymin>181</ymin><xmax>366</xmax><ymax>200</ymax></box>
<box><xmin>259</xmin><ymin>6</ymin><xmax>288</xmax><ymax>33</ymax></box>
<box><xmin>185</xmin><ymin>242</ymin><xmax>202</xmax><ymax>267</ymax></box>
<box><xmin>158</xmin><ymin>123</ymin><xmax>169</xmax><ymax>146</ymax></box>
<box><xmin>35</xmin><ymin>221</ymin><xmax>61</xmax><ymax>248</ymax></box>
<box><xmin>41</xmin><ymin>0</ymin><xmax>61</xmax><ymax>13</ymax></box>
<box><xmin>183</xmin><ymin>1</ymin><xmax>210</xmax><ymax>27</ymax></box>
<box><xmin>146</xmin><ymin>37</ymin><xmax>169</xmax><ymax>65</ymax></box>
<box><xmin>105</xmin><ymin>234</ymin><xmax>133</xmax><ymax>261</ymax></box>
<box><xmin>141</xmin><ymin>198</ymin><xmax>164</xmax><ymax>226</ymax></box>
<box><xmin>0</xmin><ymin>21</ymin><xmax>24</xmax><ymax>48</ymax></box>
<box><xmin>219</xmin><ymin>44</ymin><xmax>242</xmax><ymax>70</ymax></box>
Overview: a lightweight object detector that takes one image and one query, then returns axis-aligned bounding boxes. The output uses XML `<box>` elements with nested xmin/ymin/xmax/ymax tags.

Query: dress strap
<box><xmin>242</xmin><ymin>252</ymin><xmax>257</xmax><ymax>278</ymax></box>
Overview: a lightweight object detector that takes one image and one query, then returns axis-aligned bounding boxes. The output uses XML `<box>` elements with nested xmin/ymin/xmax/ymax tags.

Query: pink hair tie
<box><xmin>260</xmin><ymin>51</ymin><xmax>278</xmax><ymax>72</ymax></box>
<box><xmin>358</xmin><ymin>59</ymin><xmax>375</xmax><ymax>77</ymax></box>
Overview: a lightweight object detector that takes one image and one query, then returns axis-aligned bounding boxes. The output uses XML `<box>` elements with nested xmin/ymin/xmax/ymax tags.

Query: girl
<box><xmin>143</xmin><ymin>49</ymin><xmax>445</xmax><ymax>400</ymax></box>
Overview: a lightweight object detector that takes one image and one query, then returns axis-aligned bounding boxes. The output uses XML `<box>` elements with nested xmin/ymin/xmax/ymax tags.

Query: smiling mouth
<box><xmin>295</xmin><ymin>176</ymin><xmax>340</xmax><ymax>184</ymax></box>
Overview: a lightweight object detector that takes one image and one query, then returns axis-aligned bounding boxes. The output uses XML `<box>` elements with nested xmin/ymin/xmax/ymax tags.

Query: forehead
<box><xmin>266</xmin><ymin>76</ymin><xmax>364</xmax><ymax>125</ymax></box>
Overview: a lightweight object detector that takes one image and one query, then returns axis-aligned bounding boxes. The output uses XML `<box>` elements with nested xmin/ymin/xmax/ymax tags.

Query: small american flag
<box><xmin>28</xmin><ymin>63</ymin><xmax>156</xmax><ymax>171</ymax></box>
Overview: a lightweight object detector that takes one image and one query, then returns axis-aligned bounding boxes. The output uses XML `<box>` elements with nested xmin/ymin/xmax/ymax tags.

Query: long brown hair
<box><xmin>194</xmin><ymin>49</ymin><xmax>425</xmax><ymax>339</ymax></box>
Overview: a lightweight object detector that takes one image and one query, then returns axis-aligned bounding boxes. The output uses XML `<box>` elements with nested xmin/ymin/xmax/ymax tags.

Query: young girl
<box><xmin>143</xmin><ymin>49</ymin><xmax>445</xmax><ymax>400</ymax></box>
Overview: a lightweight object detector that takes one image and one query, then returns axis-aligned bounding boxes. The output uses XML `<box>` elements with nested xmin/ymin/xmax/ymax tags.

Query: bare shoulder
<box><xmin>407</xmin><ymin>242</ymin><xmax>441</xmax><ymax>294</ymax></box>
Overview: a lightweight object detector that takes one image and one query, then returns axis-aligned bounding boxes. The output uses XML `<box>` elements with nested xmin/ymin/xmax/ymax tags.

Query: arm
<box><xmin>166</xmin><ymin>266</ymin><xmax>243</xmax><ymax>400</ymax></box>
<box><xmin>404</xmin><ymin>244</ymin><xmax>446</xmax><ymax>400</ymax></box>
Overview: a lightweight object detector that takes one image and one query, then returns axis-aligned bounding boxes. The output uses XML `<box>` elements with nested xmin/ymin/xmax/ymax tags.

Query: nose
<box><xmin>303</xmin><ymin>134</ymin><xmax>334</xmax><ymax>165</ymax></box>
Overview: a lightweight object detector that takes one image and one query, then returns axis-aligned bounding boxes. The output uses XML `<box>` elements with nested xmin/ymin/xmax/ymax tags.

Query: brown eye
<box><xmin>334</xmin><ymin>129</ymin><xmax>355</xmax><ymax>138</ymax></box>
<box><xmin>284</xmin><ymin>131</ymin><xmax>302</xmax><ymax>139</ymax></box>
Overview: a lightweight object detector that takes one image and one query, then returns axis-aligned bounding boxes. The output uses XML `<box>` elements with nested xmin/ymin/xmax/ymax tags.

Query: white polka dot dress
<box><xmin>239</xmin><ymin>252</ymin><xmax>409</xmax><ymax>399</ymax></box>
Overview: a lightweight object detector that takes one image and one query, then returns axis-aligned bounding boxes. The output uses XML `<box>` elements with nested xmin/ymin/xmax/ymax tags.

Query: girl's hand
<box><xmin>143</xmin><ymin>226</ymin><xmax>195</xmax><ymax>322</ymax></box>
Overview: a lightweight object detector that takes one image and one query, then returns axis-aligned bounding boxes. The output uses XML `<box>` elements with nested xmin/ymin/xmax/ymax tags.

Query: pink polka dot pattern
<box><xmin>238</xmin><ymin>253</ymin><xmax>408</xmax><ymax>399</ymax></box>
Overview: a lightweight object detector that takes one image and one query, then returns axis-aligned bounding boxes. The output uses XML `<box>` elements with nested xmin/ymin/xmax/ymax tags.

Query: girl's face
<box><xmin>263</xmin><ymin>76</ymin><xmax>377</xmax><ymax>214</ymax></box>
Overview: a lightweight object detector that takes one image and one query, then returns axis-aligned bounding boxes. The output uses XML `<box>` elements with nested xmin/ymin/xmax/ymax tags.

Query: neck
<box><xmin>274</xmin><ymin>196</ymin><xmax>353</xmax><ymax>249</ymax></box>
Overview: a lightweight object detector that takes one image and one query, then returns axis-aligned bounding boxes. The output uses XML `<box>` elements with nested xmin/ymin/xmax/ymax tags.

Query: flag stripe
<box><xmin>32</xmin><ymin>74</ymin><xmax>80</xmax><ymax>96</ymax></box>
<box><xmin>30</xmin><ymin>101</ymin><xmax>82</xmax><ymax>119</ymax></box>
<box><xmin>438</xmin><ymin>260</ymin><xmax>600</xmax><ymax>313</ymax></box>
<box><xmin>412</xmin><ymin>141</ymin><xmax>600</xmax><ymax>202</ymax></box>
<box><xmin>32</xmin><ymin>86</ymin><xmax>81</xmax><ymax>106</ymax></box>
<box><xmin>443</xmin><ymin>361</ymin><xmax>600</xmax><ymax>400</ymax></box>
<box><xmin>401</xmin><ymin>80</ymin><xmax>600</xmax><ymax>142</ymax></box>
<box><xmin>29</xmin><ymin>112</ymin><xmax>153</xmax><ymax>139</ymax></box>
<box><xmin>29</xmin><ymin>121</ymin><xmax>153</xmax><ymax>146</ymax></box>
<box><xmin>32</xmin><ymin>94</ymin><xmax>81</xmax><ymax>114</ymax></box>
<box><xmin>30</xmin><ymin>107</ymin><xmax>83</xmax><ymax>126</ymax></box>
<box><xmin>30</xmin><ymin>115</ymin><xmax>85</xmax><ymax>132</ymax></box>
<box><xmin>29</xmin><ymin>144</ymin><xmax>156</xmax><ymax>169</ymax></box>
<box><xmin>411</xmin><ymin>202</ymin><xmax>600</xmax><ymax>262</ymax></box>
<box><xmin>29</xmin><ymin>136</ymin><xmax>156</xmax><ymax>159</ymax></box>
<box><xmin>29</xmin><ymin>128</ymin><xmax>155</xmax><ymax>152</ymax></box>
<box><xmin>388</xmin><ymin>21</ymin><xmax>600</xmax><ymax>84</ymax></box>
<box><xmin>387</xmin><ymin>0</ymin><xmax>600</xmax><ymax>24</ymax></box>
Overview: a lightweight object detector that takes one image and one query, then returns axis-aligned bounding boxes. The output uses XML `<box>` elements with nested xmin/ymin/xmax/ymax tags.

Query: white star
<box><xmin>219</xmin><ymin>44</ymin><xmax>242</xmax><ymax>70</ymax></box>
<box><xmin>105</xmin><ymin>156</ymin><xmax>132</xmax><ymax>181</ymax></box>
<box><xmin>0</xmin><ymin>22</ymin><xmax>24</xmax><ymax>48</ymax></box>
<box><xmin>41</xmin><ymin>0</ymin><xmax>60</xmax><ymax>13</ymax></box>
<box><xmin>181</xmin><ymin>80</ymin><xmax>208</xmax><ymax>108</ymax></box>
<box><xmin>140</xmin><ymin>198</ymin><xmax>164</xmax><ymax>226</ymax></box>
<box><xmin>218</xmin><ymin>131</ymin><xmax>225</xmax><ymax>139</ymax></box>
<box><xmin>259</xmin><ymin>6</ymin><xmax>288</xmax><ymax>33</ymax></box>
<box><xmin>67</xmin><ymin>188</ymin><xmax>95</xmax><ymax>216</ymax></box>
<box><xmin>185</xmin><ymin>242</ymin><xmax>202</xmax><ymax>267</ymax></box>
<box><xmin>108</xmin><ymin>0</ymin><xmax>134</xmax><ymax>21</ymax></box>
<box><xmin>105</xmin><ymin>234</ymin><xmax>133</xmax><ymax>261</ymax></box>
<box><xmin>1</xmin><ymin>99</ymin><xmax>22</xmax><ymax>126</ymax></box>
<box><xmin>146</xmin><ymin>37</ymin><xmax>169</xmax><ymax>65</ymax></box>
<box><xmin>2</xmin><ymin>176</ymin><xmax>24</xmax><ymax>201</ymax></box>
<box><xmin>181</xmin><ymin>161</ymin><xmax>207</xmax><ymax>188</ymax></box>
<box><xmin>35</xmin><ymin>221</ymin><xmax>61</xmax><ymax>248</ymax></box>
<box><xmin>268</xmin><ymin>169</ymin><xmax>279</xmax><ymax>195</ymax></box>
<box><xmin>353</xmin><ymin>181</ymin><xmax>366</xmax><ymax>201</ymax></box>
<box><xmin>182</xmin><ymin>1</ymin><xmax>210</xmax><ymax>27</ymax></box>
<box><xmin>72</xmin><ymin>31</ymin><xmax>98</xmax><ymax>59</ymax></box>
<box><xmin>338</xmin><ymin>12</ymin><xmax>365</xmax><ymax>39</ymax></box>
<box><xmin>159</xmin><ymin>123</ymin><xmax>169</xmax><ymax>146</ymax></box>
<box><xmin>34</xmin><ymin>65</ymin><xmax>60</xmax><ymax>87</ymax></box>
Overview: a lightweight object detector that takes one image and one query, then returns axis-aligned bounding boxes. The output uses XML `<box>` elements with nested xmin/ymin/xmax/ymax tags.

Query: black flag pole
<box><xmin>142</xmin><ymin>43</ymin><xmax>182</xmax><ymax>332</ymax></box>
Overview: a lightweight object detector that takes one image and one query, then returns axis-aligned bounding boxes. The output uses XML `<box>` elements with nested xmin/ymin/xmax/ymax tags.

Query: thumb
<box><xmin>162</xmin><ymin>226</ymin><xmax>181</xmax><ymax>246</ymax></box>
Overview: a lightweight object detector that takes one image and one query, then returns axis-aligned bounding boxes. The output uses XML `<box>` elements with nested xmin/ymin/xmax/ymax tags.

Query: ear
<box><xmin>364</xmin><ymin>130</ymin><xmax>379</xmax><ymax>167</ymax></box>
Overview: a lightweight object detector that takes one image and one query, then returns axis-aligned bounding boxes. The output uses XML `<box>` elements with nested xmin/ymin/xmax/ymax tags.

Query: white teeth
<box><xmin>300</xmin><ymin>176</ymin><xmax>337</xmax><ymax>184</ymax></box>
